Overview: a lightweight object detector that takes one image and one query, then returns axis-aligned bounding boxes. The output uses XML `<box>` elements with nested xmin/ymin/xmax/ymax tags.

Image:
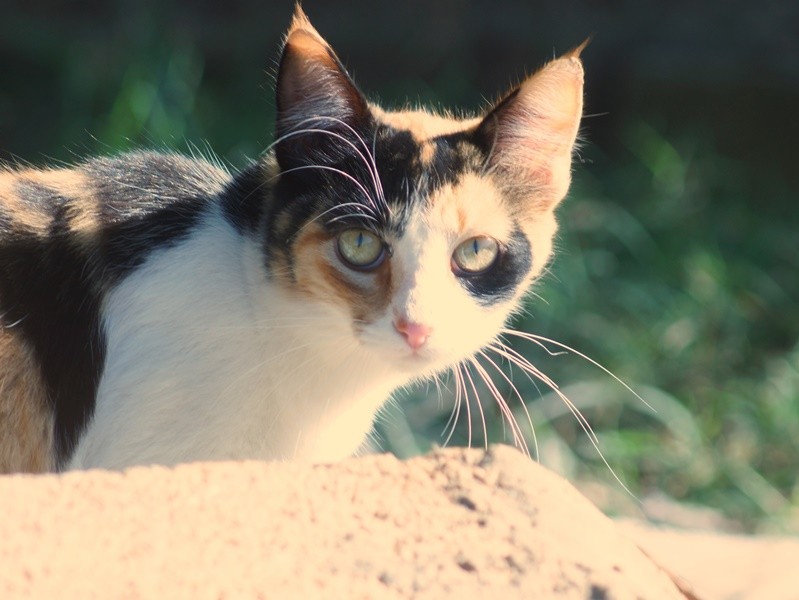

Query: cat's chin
<box><xmin>387</xmin><ymin>348</ymin><xmax>458</xmax><ymax>379</ymax></box>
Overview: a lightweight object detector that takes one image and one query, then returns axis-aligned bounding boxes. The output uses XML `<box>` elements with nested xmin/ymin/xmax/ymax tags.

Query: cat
<box><xmin>0</xmin><ymin>6</ymin><xmax>584</xmax><ymax>472</ymax></box>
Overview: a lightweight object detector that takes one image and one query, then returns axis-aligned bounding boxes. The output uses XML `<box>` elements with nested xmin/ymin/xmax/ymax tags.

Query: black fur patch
<box><xmin>85</xmin><ymin>153</ymin><xmax>221</xmax><ymax>282</ymax></box>
<box><xmin>457</xmin><ymin>226</ymin><xmax>532</xmax><ymax>306</ymax></box>
<box><xmin>428</xmin><ymin>131</ymin><xmax>480</xmax><ymax>188</ymax></box>
<box><xmin>220</xmin><ymin>162</ymin><xmax>268</xmax><ymax>235</ymax></box>
<box><xmin>0</xmin><ymin>181</ymin><xmax>104</xmax><ymax>467</ymax></box>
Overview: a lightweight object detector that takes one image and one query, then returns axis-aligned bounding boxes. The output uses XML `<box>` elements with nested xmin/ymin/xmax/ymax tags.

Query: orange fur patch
<box><xmin>372</xmin><ymin>107</ymin><xmax>480</xmax><ymax>143</ymax></box>
<box><xmin>0</xmin><ymin>328</ymin><xmax>54</xmax><ymax>473</ymax></box>
<box><xmin>286</xmin><ymin>4</ymin><xmax>322</xmax><ymax>42</ymax></box>
<box><xmin>456</xmin><ymin>206</ymin><xmax>467</xmax><ymax>233</ymax></box>
<box><xmin>0</xmin><ymin>171</ymin><xmax>50</xmax><ymax>231</ymax></box>
<box><xmin>291</xmin><ymin>223</ymin><xmax>392</xmax><ymax>324</ymax></box>
<box><xmin>419</xmin><ymin>142</ymin><xmax>436</xmax><ymax>166</ymax></box>
<box><xmin>26</xmin><ymin>168</ymin><xmax>99</xmax><ymax>236</ymax></box>
<box><xmin>0</xmin><ymin>168</ymin><xmax>99</xmax><ymax>237</ymax></box>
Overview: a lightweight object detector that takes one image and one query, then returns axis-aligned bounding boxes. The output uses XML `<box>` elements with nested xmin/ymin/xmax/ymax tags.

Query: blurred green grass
<box><xmin>2</xmin><ymin>1</ymin><xmax>797</xmax><ymax>535</ymax></box>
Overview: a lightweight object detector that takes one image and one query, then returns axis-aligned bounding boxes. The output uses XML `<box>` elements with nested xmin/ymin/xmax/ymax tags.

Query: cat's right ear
<box><xmin>274</xmin><ymin>6</ymin><xmax>371</xmax><ymax>170</ymax></box>
<box><xmin>475</xmin><ymin>44</ymin><xmax>586</xmax><ymax>212</ymax></box>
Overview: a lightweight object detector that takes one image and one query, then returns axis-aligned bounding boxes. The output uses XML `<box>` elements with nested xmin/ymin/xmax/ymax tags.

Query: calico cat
<box><xmin>0</xmin><ymin>7</ymin><xmax>584</xmax><ymax>472</ymax></box>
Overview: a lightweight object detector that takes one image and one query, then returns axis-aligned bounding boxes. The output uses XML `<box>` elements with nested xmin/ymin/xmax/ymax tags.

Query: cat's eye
<box><xmin>336</xmin><ymin>229</ymin><xmax>386</xmax><ymax>270</ymax></box>
<box><xmin>452</xmin><ymin>236</ymin><xmax>499</xmax><ymax>275</ymax></box>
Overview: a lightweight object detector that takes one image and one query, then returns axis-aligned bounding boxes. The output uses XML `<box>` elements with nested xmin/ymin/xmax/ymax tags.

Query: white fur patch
<box><xmin>69</xmin><ymin>207</ymin><xmax>407</xmax><ymax>469</ymax></box>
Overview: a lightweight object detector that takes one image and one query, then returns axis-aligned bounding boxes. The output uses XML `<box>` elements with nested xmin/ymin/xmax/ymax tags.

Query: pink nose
<box><xmin>393</xmin><ymin>318</ymin><xmax>432</xmax><ymax>351</ymax></box>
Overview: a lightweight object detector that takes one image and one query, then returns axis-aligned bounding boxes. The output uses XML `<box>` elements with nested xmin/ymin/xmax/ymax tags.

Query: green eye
<box><xmin>336</xmin><ymin>229</ymin><xmax>386</xmax><ymax>270</ymax></box>
<box><xmin>452</xmin><ymin>236</ymin><xmax>499</xmax><ymax>274</ymax></box>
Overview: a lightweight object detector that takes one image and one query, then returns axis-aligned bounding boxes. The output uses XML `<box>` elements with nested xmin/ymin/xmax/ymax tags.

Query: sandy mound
<box><xmin>0</xmin><ymin>445</ymin><xmax>691</xmax><ymax>599</ymax></box>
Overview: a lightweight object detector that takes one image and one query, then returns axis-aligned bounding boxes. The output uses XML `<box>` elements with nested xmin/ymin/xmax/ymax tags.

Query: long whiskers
<box><xmin>297</xmin><ymin>199</ymin><xmax>380</xmax><ymax>235</ymax></box>
<box><xmin>433</xmin><ymin>323</ymin><xmax>643</xmax><ymax>496</ymax></box>
<box><xmin>468</xmin><ymin>355</ymin><xmax>527</xmax><ymax>456</ymax></box>
<box><xmin>277</xmin><ymin>163</ymin><xmax>379</xmax><ymax>217</ymax></box>
<box><xmin>275</xmin><ymin>116</ymin><xmax>391</xmax><ymax>219</ymax></box>
<box><xmin>275</xmin><ymin>128</ymin><xmax>381</xmax><ymax>213</ymax></box>
<box><xmin>477</xmin><ymin>349</ymin><xmax>538</xmax><ymax>460</ymax></box>
<box><xmin>489</xmin><ymin>342</ymin><xmax>599</xmax><ymax>444</ymax></box>
<box><xmin>290</xmin><ymin>116</ymin><xmax>388</xmax><ymax>208</ymax></box>
<box><xmin>460</xmin><ymin>362</ymin><xmax>478</xmax><ymax>450</ymax></box>
<box><xmin>442</xmin><ymin>363</ymin><xmax>466</xmax><ymax>448</ymax></box>
<box><xmin>486</xmin><ymin>335</ymin><xmax>639</xmax><ymax>497</ymax></box>
<box><xmin>500</xmin><ymin>328</ymin><xmax>654</xmax><ymax>412</ymax></box>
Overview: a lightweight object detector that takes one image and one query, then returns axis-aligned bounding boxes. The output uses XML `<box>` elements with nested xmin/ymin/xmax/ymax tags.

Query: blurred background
<box><xmin>2</xmin><ymin>0</ymin><xmax>797</xmax><ymax>534</ymax></box>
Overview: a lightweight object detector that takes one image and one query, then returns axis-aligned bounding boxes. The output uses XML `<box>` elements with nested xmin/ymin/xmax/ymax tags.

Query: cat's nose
<box><xmin>393</xmin><ymin>318</ymin><xmax>432</xmax><ymax>351</ymax></box>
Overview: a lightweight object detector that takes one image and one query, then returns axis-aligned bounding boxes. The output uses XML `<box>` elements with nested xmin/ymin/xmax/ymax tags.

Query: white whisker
<box><xmin>299</xmin><ymin>202</ymin><xmax>380</xmax><ymax>233</ymax></box>
<box><xmin>465</xmin><ymin>359</ymin><xmax>490</xmax><ymax>452</ymax></box>
<box><xmin>501</xmin><ymin>329</ymin><xmax>653</xmax><ymax>412</ymax></box>
<box><xmin>442</xmin><ymin>363</ymin><xmax>465</xmax><ymax>448</ymax></box>
<box><xmin>431</xmin><ymin>371</ymin><xmax>445</xmax><ymax>409</ymax></box>
<box><xmin>277</xmin><ymin>164</ymin><xmax>379</xmax><ymax>217</ymax></box>
<box><xmin>282</xmin><ymin>124</ymin><xmax>382</xmax><ymax>212</ymax></box>
<box><xmin>468</xmin><ymin>355</ymin><xmax>526</xmax><ymax>455</ymax></box>
<box><xmin>282</xmin><ymin>116</ymin><xmax>390</xmax><ymax>217</ymax></box>
<box><xmin>325</xmin><ymin>212</ymin><xmax>380</xmax><ymax>227</ymax></box>
<box><xmin>490</xmin><ymin>342</ymin><xmax>598</xmax><ymax>444</ymax></box>
<box><xmin>487</xmin><ymin>342</ymin><xmax>638</xmax><ymax>497</ymax></box>
<box><xmin>459</xmin><ymin>361</ymin><xmax>482</xmax><ymax>450</ymax></box>
<box><xmin>480</xmin><ymin>347</ymin><xmax>538</xmax><ymax>460</ymax></box>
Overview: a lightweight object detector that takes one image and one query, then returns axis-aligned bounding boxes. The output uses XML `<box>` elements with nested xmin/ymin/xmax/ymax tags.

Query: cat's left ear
<box><xmin>476</xmin><ymin>44</ymin><xmax>586</xmax><ymax>211</ymax></box>
<box><xmin>274</xmin><ymin>6</ymin><xmax>371</xmax><ymax>169</ymax></box>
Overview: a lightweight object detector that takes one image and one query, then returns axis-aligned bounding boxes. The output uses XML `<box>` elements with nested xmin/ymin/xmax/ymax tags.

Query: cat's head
<box><xmin>264</xmin><ymin>7</ymin><xmax>584</xmax><ymax>379</ymax></box>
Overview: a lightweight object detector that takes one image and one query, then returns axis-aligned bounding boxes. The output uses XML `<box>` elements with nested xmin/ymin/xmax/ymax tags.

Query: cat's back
<box><xmin>0</xmin><ymin>151</ymin><xmax>232</xmax><ymax>472</ymax></box>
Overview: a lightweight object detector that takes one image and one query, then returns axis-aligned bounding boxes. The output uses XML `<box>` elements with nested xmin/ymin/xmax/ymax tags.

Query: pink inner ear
<box><xmin>528</xmin><ymin>166</ymin><xmax>552</xmax><ymax>187</ymax></box>
<box><xmin>481</xmin><ymin>55</ymin><xmax>584</xmax><ymax>208</ymax></box>
<box><xmin>499</xmin><ymin>60</ymin><xmax>583</xmax><ymax>159</ymax></box>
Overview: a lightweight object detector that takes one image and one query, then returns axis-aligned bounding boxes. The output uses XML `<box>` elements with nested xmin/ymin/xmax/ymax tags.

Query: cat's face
<box><xmin>265</xmin><ymin>8</ymin><xmax>583</xmax><ymax>379</ymax></box>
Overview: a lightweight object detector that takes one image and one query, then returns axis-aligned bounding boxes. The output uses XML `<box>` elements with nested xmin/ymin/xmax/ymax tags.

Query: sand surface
<box><xmin>1</xmin><ymin>445</ymin><xmax>791</xmax><ymax>599</ymax></box>
<box><xmin>618</xmin><ymin>520</ymin><xmax>799</xmax><ymax>600</ymax></box>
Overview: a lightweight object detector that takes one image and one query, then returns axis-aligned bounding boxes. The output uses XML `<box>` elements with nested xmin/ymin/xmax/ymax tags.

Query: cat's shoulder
<box><xmin>0</xmin><ymin>150</ymin><xmax>233</xmax><ymax>238</ymax></box>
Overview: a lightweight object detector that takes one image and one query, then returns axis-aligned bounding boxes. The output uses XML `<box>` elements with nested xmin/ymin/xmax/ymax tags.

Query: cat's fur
<box><xmin>0</xmin><ymin>7</ymin><xmax>584</xmax><ymax>472</ymax></box>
